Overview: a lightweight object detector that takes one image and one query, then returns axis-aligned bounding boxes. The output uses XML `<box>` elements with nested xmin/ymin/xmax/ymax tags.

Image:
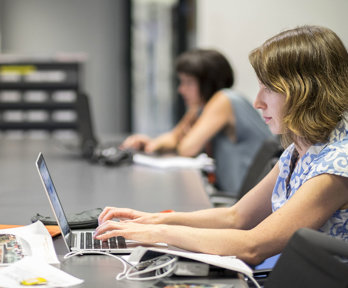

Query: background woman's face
<box><xmin>177</xmin><ymin>73</ymin><xmax>202</xmax><ymax>107</ymax></box>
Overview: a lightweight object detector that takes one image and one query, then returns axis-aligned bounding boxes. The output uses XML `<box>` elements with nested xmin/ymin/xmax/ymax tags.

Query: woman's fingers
<box><xmin>98</xmin><ymin>207</ymin><xmax>137</xmax><ymax>225</ymax></box>
<box><xmin>94</xmin><ymin>220</ymin><xmax>161</xmax><ymax>244</ymax></box>
<box><xmin>98</xmin><ymin>207</ymin><xmax>152</xmax><ymax>225</ymax></box>
<box><xmin>98</xmin><ymin>207</ymin><xmax>114</xmax><ymax>224</ymax></box>
<box><xmin>94</xmin><ymin>220</ymin><xmax>124</xmax><ymax>239</ymax></box>
<box><xmin>121</xmin><ymin>134</ymin><xmax>151</xmax><ymax>150</ymax></box>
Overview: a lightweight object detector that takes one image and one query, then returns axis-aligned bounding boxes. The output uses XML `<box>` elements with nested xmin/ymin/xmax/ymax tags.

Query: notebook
<box><xmin>35</xmin><ymin>152</ymin><xmax>167</xmax><ymax>254</ymax></box>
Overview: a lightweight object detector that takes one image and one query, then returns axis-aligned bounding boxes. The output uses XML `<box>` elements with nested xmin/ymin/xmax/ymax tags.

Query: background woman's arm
<box><xmin>177</xmin><ymin>91</ymin><xmax>234</xmax><ymax>156</ymax></box>
<box><xmin>144</xmin><ymin>106</ymin><xmax>200</xmax><ymax>153</ymax></box>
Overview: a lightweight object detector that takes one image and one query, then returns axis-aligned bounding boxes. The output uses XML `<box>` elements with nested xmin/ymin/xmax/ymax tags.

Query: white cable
<box><xmin>64</xmin><ymin>250</ymin><xmax>258</xmax><ymax>285</ymax></box>
<box><xmin>246</xmin><ymin>275</ymin><xmax>262</xmax><ymax>288</ymax></box>
<box><xmin>63</xmin><ymin>250</ymin><xmax>130</xmax><ymax>279</ymax></box>
<box><xmin>63</xmin><ymin>250</ymin><xmax>178</xmax><ymax>281</ymax></box>
<box><xmin>121</xmin><ymin>256</ymin><xmax>178</xmax><ymax>281</ymax></box>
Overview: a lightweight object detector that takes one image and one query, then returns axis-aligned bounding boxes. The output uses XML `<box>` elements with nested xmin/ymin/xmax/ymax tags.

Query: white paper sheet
<box><xmin>0</xmin><ymin>256</ymin><xmax>83</xmax><ymax>287</ymax></box>
<box><xmin>133</xmin><ymin>153</ymin><xmax>215</xmax><ymax>170</ymax></box>
<box><xmin>0</xmin><ymin>221</ymin><xmax>59</xmax><ymax>266</ymax></box>
<box><xmin>127</xmin><ymin>246</ymin><xmax>253</xmax><ymax>278</ymax></box>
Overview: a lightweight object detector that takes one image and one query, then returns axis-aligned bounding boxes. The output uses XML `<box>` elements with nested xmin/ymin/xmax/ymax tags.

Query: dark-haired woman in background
<box><xmin>122</xmin><ymin>49</ymin><xmax>271</xmax><ymax>196</ymax></box>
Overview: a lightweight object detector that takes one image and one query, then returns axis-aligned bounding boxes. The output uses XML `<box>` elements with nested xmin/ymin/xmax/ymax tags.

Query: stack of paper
<box><xmin>133</xmin><ymin>153</ymin><xmax>215</xmax><ymax>170</ymax></box>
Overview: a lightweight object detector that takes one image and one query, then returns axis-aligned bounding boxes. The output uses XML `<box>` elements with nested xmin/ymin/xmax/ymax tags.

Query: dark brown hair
<box><xmin>175</xmin><ymin>49</ymin><xmax>234</xmax><ymax>102</ymax></box>
<box><xmin>249</xmin><ymin>25</ymin><xmax>348</xmax><ymax>147</ymax></box>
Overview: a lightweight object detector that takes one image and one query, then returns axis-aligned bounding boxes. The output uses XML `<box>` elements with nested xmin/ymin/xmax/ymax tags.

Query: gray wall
<box><xmin>196</xmin><ymin>0</ymin><xmax>348</xmax><ymax>104</ymax></box>
<box><xmin>0</xmin><ymin>0</ymin><xmax>128</xmax><ymax>136</ymax></box>
<box><xmin>2</xmin><ymin>0</ymin><xmax>346</xmax><ymax>136</ymax></box>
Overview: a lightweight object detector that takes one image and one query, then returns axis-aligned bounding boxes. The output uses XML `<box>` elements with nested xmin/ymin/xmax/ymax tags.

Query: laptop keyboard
<box><xmin>77</xmin><ymin>232</ymin><xmax>127</xmax><ymax>250</ymax></box>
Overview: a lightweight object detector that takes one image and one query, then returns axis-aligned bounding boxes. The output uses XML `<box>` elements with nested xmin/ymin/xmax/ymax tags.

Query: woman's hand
<box><xmin>94</xmin><ymin>220</ymin><xmax>164</xmax><ymax>244</ymax></box>
<box><xmin>98</xmin><ymin>207</ymin><xmax>164</xmax><ymax>225</ymax></box>
<box><xmin>98</xmin><ymin>207</ymin><xmax>148</xmax><ymax>224</ymax></box>
<box><xmin>120</xmin><ymin>134</ymin><xmax>152</xmax><ymax>151</ymax></box>
<box><xmin>121</xmin><ymin>133</ymin><xmax>176</xmax><ymax>154</ymax></box>
<box><xmin>143</xmin><ymin>133</ymin><xmax>177</xmax><ymax>154</ymax></box>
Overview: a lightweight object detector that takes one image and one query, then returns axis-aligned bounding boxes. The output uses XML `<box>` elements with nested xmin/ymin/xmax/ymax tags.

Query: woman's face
<box><xmin>177</xmin><ymin>73</ymin><xmax>203</xmax><ymax>107</ymax></box>
<box><xmin>254</xmin><ymin>81</ymin><xmax>286</xmax><ymax>134</ymax></box>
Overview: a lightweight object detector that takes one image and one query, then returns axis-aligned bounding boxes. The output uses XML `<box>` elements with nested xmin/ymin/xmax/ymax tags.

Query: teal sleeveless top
<box><xmin>211</xmin><ymin>89</ymin><xmax>272</xmax><ymax>196</ymax></box>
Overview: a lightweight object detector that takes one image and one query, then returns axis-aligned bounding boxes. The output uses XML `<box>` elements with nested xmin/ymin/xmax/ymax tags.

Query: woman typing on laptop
<box><xmin>94</xmin><ymin>25</ymin><xmax>348</xmax><ymax>265</ymax></box>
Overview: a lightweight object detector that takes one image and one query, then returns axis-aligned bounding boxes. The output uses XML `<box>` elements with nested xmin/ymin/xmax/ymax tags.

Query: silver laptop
<box><xmin>36</xmin><ymin>152</ymin><xmax>166</xmax><ymax>254</ymax></box>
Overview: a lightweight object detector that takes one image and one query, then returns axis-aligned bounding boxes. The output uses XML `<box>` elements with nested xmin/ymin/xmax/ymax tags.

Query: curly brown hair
<box><xmin>249</xmin><ymin>25</ymin><xmax>348</xmax><ymax>147</ymax></box>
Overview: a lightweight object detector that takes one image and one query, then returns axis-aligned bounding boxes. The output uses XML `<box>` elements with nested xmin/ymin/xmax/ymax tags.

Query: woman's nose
<box><xmin>254</xmin><ymin>90</ymin><xmax>266</xmax><ymax>110</ymax></box>
<box><xmin>177</xmin><ymin>83</ymin><xmax>184</xmax><ymax>94</ymax></box>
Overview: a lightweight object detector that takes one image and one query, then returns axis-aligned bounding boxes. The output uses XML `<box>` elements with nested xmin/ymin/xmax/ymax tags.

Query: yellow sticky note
<box><xmin>20</xmin><ymin>277</ymin><xmax>47</xmax><ymax>286</ymax></box>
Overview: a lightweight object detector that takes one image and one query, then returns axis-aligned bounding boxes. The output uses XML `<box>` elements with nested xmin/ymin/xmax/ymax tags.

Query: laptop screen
<box><xmin>36</xmin><ymin>153</ymin><xmax>72</xmax><ymax>247</ymax></box>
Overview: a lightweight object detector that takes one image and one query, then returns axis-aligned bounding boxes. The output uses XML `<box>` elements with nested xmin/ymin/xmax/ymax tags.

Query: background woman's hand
<box><xmin>120</xmin><ymin>134</ymin><xmax>152</xmax><ymax>151</ymax></box>
<box><xmin>144</xmin><ymin>132</ymin><xmax>178</xmax><ymax>154</ymax></box>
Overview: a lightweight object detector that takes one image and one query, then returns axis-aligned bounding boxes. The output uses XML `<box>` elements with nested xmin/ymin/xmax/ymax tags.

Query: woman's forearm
<box><xmin>158</xmin><ymin>207</ymin><xmax>243</xmax><ymax>229</ymax></box>
<box><xmin>156</xmin><ymin>224</ymin><xmax>266</xmax><ymax>265</ymax></box>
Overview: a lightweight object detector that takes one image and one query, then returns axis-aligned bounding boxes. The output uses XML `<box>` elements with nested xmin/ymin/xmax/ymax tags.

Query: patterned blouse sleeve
<box><xmin>306</xmin><ymin>142</ymin><xmax>348</xmax><ymax>180</ymax></box>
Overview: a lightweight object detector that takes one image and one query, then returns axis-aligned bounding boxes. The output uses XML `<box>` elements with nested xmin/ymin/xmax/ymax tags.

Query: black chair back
<box><xmin>265</xmin><ymin>228</ymin><xmax>348</xmax><ymax>288</ymax></box>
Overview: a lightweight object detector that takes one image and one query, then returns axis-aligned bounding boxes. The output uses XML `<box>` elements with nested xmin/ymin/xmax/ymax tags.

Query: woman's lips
<box><xmin>264</xmin><ymin>117</ymin><xmax>272</xmax><ymax>124</ymax></box>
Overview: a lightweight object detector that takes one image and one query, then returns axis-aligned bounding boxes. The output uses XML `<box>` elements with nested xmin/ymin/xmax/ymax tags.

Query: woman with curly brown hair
<box><xmin>95</xmin><ymin>26</ymin><xmax>348</xmax><ymax>265</ymax></box>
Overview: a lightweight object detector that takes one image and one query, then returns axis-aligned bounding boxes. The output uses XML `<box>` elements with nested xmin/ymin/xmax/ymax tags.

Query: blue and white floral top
<box><xmin>272</xmin><ymin>114</ymin><xmax>348</xmax><ymax>241</ymax></box>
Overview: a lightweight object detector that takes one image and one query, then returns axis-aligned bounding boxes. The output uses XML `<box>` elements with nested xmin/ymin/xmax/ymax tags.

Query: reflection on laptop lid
<box><xmin>36</xmin><ymin>153</ymin><xmax>72</xmax><ymax>249</ymax></box>
<box><xmin>35</xmin><ymin>152</ymin><xmax>166</xmax><ymax>254</ymax></box>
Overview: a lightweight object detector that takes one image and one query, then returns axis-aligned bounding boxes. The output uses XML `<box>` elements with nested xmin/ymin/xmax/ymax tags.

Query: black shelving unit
<box><xmin>0</xmin><ymin>59</ymin><xmax>83</xmax><ymax>132</ymax></box>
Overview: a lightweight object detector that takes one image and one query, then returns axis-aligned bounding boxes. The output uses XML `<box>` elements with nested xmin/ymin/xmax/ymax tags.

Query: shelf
<box><xmin>0</xmin><ymin>58</ymin><xmax>83</xmax><ymax>133</ymax></box>
<box><xmin>0</xmin><ymin>121</ymin><xmax>78</xmax><ymax>131</ymax></box>
<box><xmin>0</xmin><ymin>101</ymin><xmax>77</xmax><ymax>110</ymax></box>
<box><xmin>0</xmin><ymin>82</ymin><xmax>79</xmax><ymax>91</ymax></box>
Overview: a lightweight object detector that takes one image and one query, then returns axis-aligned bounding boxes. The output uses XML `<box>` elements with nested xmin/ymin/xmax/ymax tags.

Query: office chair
<box><xmin>209</xmin><ymin>137</ymin><xmax>283</xmax><ymax>207</ymax></box>
<box><xmin>264</xmin><ymin>228</ymin><xmax>348</xmax><ymax>288</ymax></box>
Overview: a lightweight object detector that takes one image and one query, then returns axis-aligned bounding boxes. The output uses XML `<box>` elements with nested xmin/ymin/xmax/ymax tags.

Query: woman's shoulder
<box><xmin>309</xmin><ymin>136</ymin><xmax>348</xmax><ymax>178</ymax></box>
<box><xmin>319</xmin><ymin>118</ymin><xmax>348</xmax><ymax>160</ymax></box>
<box><xmin>204</xmin><ymin>90</ymin><xmax>233</xmax><ymax>112</ymax></box>
<box><xmin>209</xmin><ymin>89</ymin><xmax>252</xmax><ymax>111</ymax></box>
<box><xmin>206</xmin><ymin>88</ymin><xmax>255</xmax><ymax>116</ymax></box>
<box><xmin>321</xmin><ymin>136</ymin><xmax>348</xmax><ymax>162</ymax></box>
<box><xmin>219</xmin><ymin>88</ymin><xmax>245</xmax><ymax>101</ymax></box>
